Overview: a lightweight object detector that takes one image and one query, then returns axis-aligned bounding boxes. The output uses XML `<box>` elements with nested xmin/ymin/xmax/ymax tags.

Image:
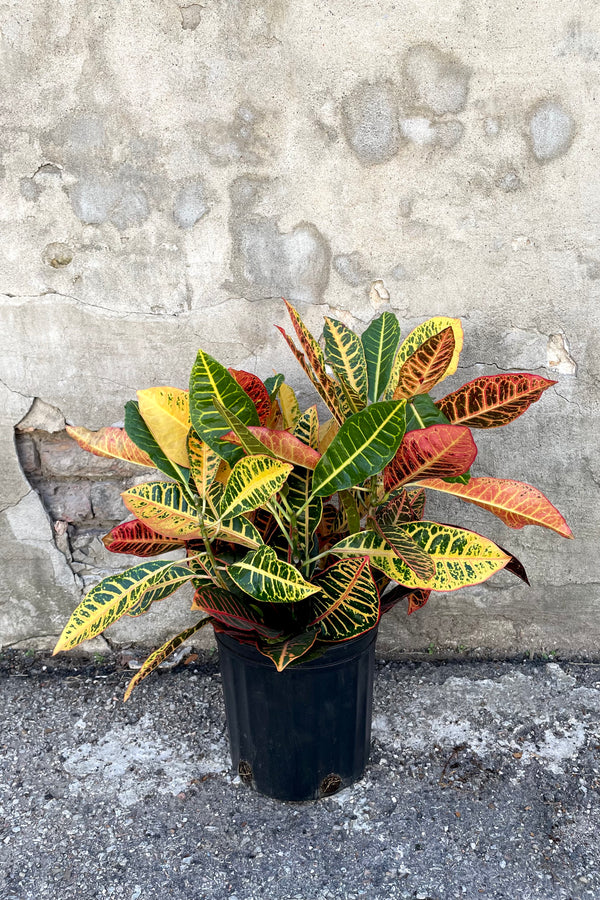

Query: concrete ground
<box><xmin>2</xmin><ymin>649</ymin><xmax>600</xmax><ymax>900</ymax></box>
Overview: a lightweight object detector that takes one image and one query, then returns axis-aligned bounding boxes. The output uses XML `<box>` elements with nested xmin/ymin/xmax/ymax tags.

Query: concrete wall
<box><xmin>1</xmin><ymin>1</ymin><xmax>598</xmax><ymax>655</ymax></box>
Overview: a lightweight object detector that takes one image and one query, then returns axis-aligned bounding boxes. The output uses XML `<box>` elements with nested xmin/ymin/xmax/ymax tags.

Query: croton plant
<box><xmin>54</xmin><ymin>301</ymin><xmax>571</xmax><ymax>698</ymax></box>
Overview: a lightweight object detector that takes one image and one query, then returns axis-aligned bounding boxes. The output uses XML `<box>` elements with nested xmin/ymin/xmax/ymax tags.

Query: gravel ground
<box><xmin>2</xmin><ymin>649</ymin><xmax>600</xmax><ymax>900</ymax></box>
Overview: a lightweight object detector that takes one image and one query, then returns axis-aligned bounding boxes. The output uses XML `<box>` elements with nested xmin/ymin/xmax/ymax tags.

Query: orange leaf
<box><xmin>436</xmin><ymin>373</ymin><xmax>556</xmax><ymax>429</ymax></box>
<box><xmin>393</xmin><ymin>327</ymin><xmax>455</xmax><ymax>400</ymax></box>
<box><xmin>384</xmin><ymin>424</ymin><xmax>477</xmax><ymax>492</ymax></box>
<box><xmin>66</xmin><ymin>425</ymin><xmax>155</xmax><ymax>468</ymax></box>
<box><xmin>221</xmin><ymin>426</ymin><xmax>321</xmax><ymax>469</ymax></box>
<box><xmin>415</xmin><ymin>476</ymin><xmax>573</xmax><ymax>538</ymax></box>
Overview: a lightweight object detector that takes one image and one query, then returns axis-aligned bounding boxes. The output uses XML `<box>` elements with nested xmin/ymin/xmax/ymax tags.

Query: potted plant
<box><xmin>54</xmin><ymin>301</ymin><xmax>571</xmax><ymax>801</ymax></box>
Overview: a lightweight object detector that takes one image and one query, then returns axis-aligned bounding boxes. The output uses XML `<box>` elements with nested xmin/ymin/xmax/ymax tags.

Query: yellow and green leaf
<box><xmin>279</xmin><ymin>382</ymin><xmax>301</xmax><ymax>429</ymax></box>
<box><xmin>124</xmin><ymin>401</ymin><xmax>190</xmax><ymax>485</ymax></box>
<box><xmin>293</xmin><ymin>406</ymin><xmax>320</xmax><ymax>450</ymax></box>
<box><xmin>323</xmin><ymin>317</ymin><xmax>368</xmax><ymax>410</ymax></box>
<box><xmin>228</xmin><ymin>545</ymin><xmax>318</xmax><ymax>603</ymax></box>
<box><xmin>136</xmin><ymin>386</ymin><xmax>191</xmax><ymax>468</ymax></box>
<box><xmin>121</xmin><ymin>481</ymin><xmax>202</xmax><ymax>540</ymax></box>
<box><xmin>66</xmin><ymin>425</ymin><xmax>155</xmax><ymax>469</ymax></box>
<box><xmin>308</xmin><ymin>556</ymin><xmax>380</xmax><ymax>642</ymax></box>
<box><xmin>187</xmin><ymin>429</ymin><xmax>220</xmax><ymax>498</ymax></box>
<box><xmin>312</xmin><ymin>400</ymin><xmax>406</xmax><ymax>497</ymax></box>
<box><xmin>123</xmin><ymin>617</ymin><xmax>212</xmax><ymax>701</ymax></box>
<box><xmin>53</xmin><ymin>561</ymin><xmax>195</xmax><ymax>653</ymax></box>
<box><xmin>330</xmin><ymin>523</ymin><xmax>510</xmax><ymax>591</ymax></box>
<box><xmin>220</xmin><ymin>455</ymin><xmax>292</xmax><ymax>520</ymax></box>
<box><xmin>368</xmin><ymin>518</ymin><xmax>435</xmax><ymax>583</ymax></box>
<box><xmin>189</xmin><ymin>348</ymin><xmax>259</xmax><ymax>463</ymax></box>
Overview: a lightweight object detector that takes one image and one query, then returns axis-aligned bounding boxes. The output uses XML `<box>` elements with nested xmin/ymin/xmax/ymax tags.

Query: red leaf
<box><xmin>436</xmin><ymin>373</ymin><xmax>556</xmax><ymax>429</ymax></box>
<box><xmin>102</xmin><ymin>520</ymin><xmax>185</xmax><ymax>556</ymax></box>
<box><xmin>228</xmin><ymin>369</ymin><xmax>271</xmax><ymax>425</ymax></box>
<box><xmin>384</xmin><ymin>424</ymin><xmax>477</xmax><ymax>492</ymax></box>
<box><xmin>415</xmin><ymin>476</ymin><xmax>573</xmax><ymax>538</ymax></box>
<box><xmin>407</xmin><ymin>590</ymin><xmax>431</xmax><ymax>615</ymax></box>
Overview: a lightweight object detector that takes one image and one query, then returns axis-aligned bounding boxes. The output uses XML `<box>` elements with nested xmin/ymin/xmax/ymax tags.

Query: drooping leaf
<box><xmin>497</xmin><ymin>545</ymin><xmax>530</xmax><ymax>585</ymax></box>
<box><xmin>219</xmin><ymin>455</ymin><xmax>292</xmax><ymax>520</ymax></box>
<box><xmin>376</xmin><ymin>488</ymin><xmax>426</xmax><ymax>526</ymax></box>
<box><xmin>124</xmin><ymin>401</ymin><xmax>190</xmax><ymax>485</ymax></box>
<box><xmin>323</xmin><ymin>317</ymin><xmax>368</xmax><ymax>410</ymax></box>
<box><xmin>191</xmin><ymin>585</ymin><xmax>281</xmax><ymax>637</ymax></box>
<box><xmin>136</xmin><ymin>387</ymin><xmax>191</xmax><ymax>468</ymax></box>
<box><xmin>308</xmin><ymin>556</ymin><xmax>380</xmax><ymax>642</ymax></box>
<box><xmin>414</xmin><ymin>477</ymin><xmax>573</xmax><ymax>538</ymax></box>
<box><xmin>331</xmin><ymin>522</ymin><xmax>511</xmax><ymax>591</ymax></box>
<box><xmin>384</xmin><ymin>424</ymin><xmax>477</xmax><ymax>493</ymax></box>
<box><xmin>66</xmin><ymin>425</ymin><xmax>155</xmax><ymax>469</ymax></box>
<box><xmin>53</xmin><ymin>561</ymin><xmax>195</xmax><ymax>653</ymax></box>
<box><xmin>124</xmin><ymin>617</ymin><xmax>212</xmax><ymax>701</ymax></box>
<box><xmin>311</xmin><ymin>400</ymin><xmax>406</xmax><ymax>497</ymax></box>
<box><xmin>189</xmin><ymin>348</ymin><xmax>258</xmax><ymax>464</ymax></box>
<box><xmin>406</xmin><ymin>590</ymin><xmax>432</xmax><ymax>615</ymax></box>
<box><xmin>392</xmin><ymin>327</ymin><xmax>456</xmax><ymax>400</ymax></box>
<box><xmin>361</xmin><ymin>311</ymin><xmax>401</xmax><ymax>402</ymax></box>
<box><xmin>369</xmin><ymin>518</ymin><xmax>435</xmax><ymax>582</ymax></box>
<box><xmin>256</xmin><ymin>630</ymin><xmax>320</xmax><ymax>671</ymax></box>
<box><xmin>228</xmin><ymin>545</ymin><xmax>318</xmax><ymax>603</ymax></box>
<box><xmin>102</xmin><ymin>520</ymin><xmax>185</xmax><ymax>557</ymax></box>
<box><xmin>393</xmin><ymin>317</ymin><xmax>463</xmax><ymax>381</ymax></box>
<box><xmin>436</xmin><ymin>373</ymin><xmax>557</xmax><ymax>429</ymax></box>
<box><xmin>187</xmin><ymin>429</ymin><xmax>220</xmax><ymax>498</ymax></box>
<box><xmin>228</xmin><ymin>368</ymin><xmax>272</xmax><ymax>424</ymax></box>
<box><xmin>121</xmin><ymin>481</ymin><xmax>202</xmax><ymax>540</ymax></box>
<box><xmin>222</xmin><ymin>426</ymin><xmax>321</xmax><ymax>470</ymax></box>
<box><xmin>278</xmin><ymin>382</ymin><xmax>301</xmax><ymax>429</ymax></box>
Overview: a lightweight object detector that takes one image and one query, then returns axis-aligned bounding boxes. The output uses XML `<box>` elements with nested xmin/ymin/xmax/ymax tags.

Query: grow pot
<box><xmin>216</xmin><ymin>626</ymin><xmax>377</xmax><ymax>802</ymax></box>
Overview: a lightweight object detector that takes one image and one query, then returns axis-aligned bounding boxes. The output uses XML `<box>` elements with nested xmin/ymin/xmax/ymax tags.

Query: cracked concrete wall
<box><xmin>0</xmin><ymin>1</ymin><xmax>598</xmax><ymax>654</ymax></box>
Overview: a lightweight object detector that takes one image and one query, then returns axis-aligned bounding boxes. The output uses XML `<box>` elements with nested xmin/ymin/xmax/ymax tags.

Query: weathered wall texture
<box><xmin>0</xmin><ymin>1</ymin><xmax>598</xmax><ymax>654</ymax></box>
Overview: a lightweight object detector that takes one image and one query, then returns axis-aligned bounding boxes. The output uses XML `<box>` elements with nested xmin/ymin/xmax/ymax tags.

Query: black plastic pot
<box><xmin>215</xmin><ymin>627</ymin><xmax>377</xmax><ymax>802</ymax></box>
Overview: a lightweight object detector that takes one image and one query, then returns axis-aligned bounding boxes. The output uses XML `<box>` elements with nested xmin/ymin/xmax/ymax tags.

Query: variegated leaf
<box><xmin>102</xmin><ymin>519</ymin><xmax>185</xmax><ymax>557</ymax></box>
<box><xmin>414</xmin><ymin>476</ymin><xmax>573</xmax><ymax>538</ymax></box>
<box><xmin>407</xmin><ymin>589</ymin><xmax>431</xmax><ymax>615</ymax></box>
<box><xmin>264</xmin><ymin>373</ymin><xmax>285</xmax><ymax>400</ymax></box>
<box><xmin>394</xmin><ymin>317</ymin><xmax>463</xmax><ymax>380</ymax></box>
<box><xmin>256</xmin><ymin>630</ymin><xmax>320</xmax><ymax>671</ymax></box>
<box><xmin>222</xmin><ymin>425</ymin><xmax>321</xmax><ymax>470</ymax></box>
<box><xmin>312</xmin><ymin>400</ymin><xmax>406</xmax><ymax>497</ymax></box>
<box><xmin>369</xmin><ymin>519</ymin><xmax>435</xmax><ymax>582</ymax></box>
<box><xmin>293</xmin><ymin>406</ymin><xmax>320</xmax><ymax>450</ymax></box>
<box><xmin>436</xmin><ymin>373</ymin><xmax>556</xmax><ymax>429</ymax></box>
<box><xmin>187</xmin><ymin>429</ymin><xmax>220</xmax><ymax>498</ymax></box>
<box><xmin>207</xmin><ymin>515</ymin><xmax>263</xmax><ymax>550</ymax></box>
<box><xmin>136</xmin><ymin>386</ymin><xmax>191</xmax><ymax>468</ymax></box>
<box><xmin>361</xmin><ymin>311</ymin><xmax>401</xmax><ymax>402</ymax></box>
<box><xmin>392</xmin><ymin>327</ymin><xmax>456</xmax><ymax>400</ymax></box>
<box><xmin>191</xmin><ymin>585</ymin><xmax>280</xmax><ymax>637</ymax></box>
<box><xmin>228</xmin><ymin>545</ymin><xmax>318</xmax><ymax>603</ymax></box>
<box><xmin>124</xmin><ymin>401</ymin><xmax>190</xmax><ymax>485</ymax></box>
<box><xmin>323</xmin><ymin>317</ymin><xmax>368</xmax><ymax>410</ymax></box>
<box><xmin>228</xmin><ymin>368</ymin><xmax>272</xmax><ymax>424</ymax></box>
<box><xmin>376</xmin><ymin>487</ymin><xmax>427</xmax><ymax>526</ymax></box>
<box><xmin>189</xmin><ymin>348</ymin><xmax>258</xmax><ymax>464</ymax></box>
<box><xmin>66</xmin><ymin>425</ymin><xmax>155</xmax><ymax>469</ymax></box>
<box><xmin>318</xmin><ymin>417</ymin><xmax>339</xmax><ymax>454</ymax></box>
<box><xmin>308</xmin><ymin>556</ymin><xmax>380</xmax><ymax>642</ymax></box>
<box><xmin>220</xmin><ymin>455</ymin><xmax>292</xmax><ymax>520</ymax></box>
<box><xmin>405</xmin><ymin>394</ymin><xmax>450</xmax><ymax>432</ymax></box>
<box><xmin>121</xmin><ymin>481</ymin><xmax>202</xmax><ymax>540</ymax></box>
<box><xmin>53</xmin><ymin>561</ymin><xmax>194</xmax><ymax>653</ymax></box>
<box><xmin>331</xmin><ymin>522</ymin><xmax>511</xmax><ymax>591</ymax></box>
<box><xmin>124</xmin><ymin>617</ymin><xmax>212</xmax><ymax>701</ymax></box>
<box><xmin>278</xmin><ymin>382</ymin><xmax>301</xmax><ymax>429</ymax></box>
<box><xmin>384</xmin><ymin>424</ymin><xmax>477</xmax><ymax>492</ymax></box>
<box><xmin>286</xmin><ymin>469</ymin><xmax>323</xmax><ymax>563</ymax></box>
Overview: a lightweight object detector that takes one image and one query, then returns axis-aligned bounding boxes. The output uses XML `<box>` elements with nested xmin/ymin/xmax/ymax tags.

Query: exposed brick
<box><xmin>38</xmin><ymin>482</ymin><xmax>92</xmax><ymax>522</ymax></box>
<box><xmin>15</xmin><ymin>434</ymin><xmax>41</xmax><ymax>477</ymax></box>
<box><xmin>90</xmin><ymin>482</ymin><xmax>127</xmax><ymax>521</ymax></box>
